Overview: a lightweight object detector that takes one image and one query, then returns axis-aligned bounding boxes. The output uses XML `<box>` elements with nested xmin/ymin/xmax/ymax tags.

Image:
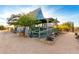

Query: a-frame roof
<box><xmin>29</xmin><ymin>8</ymin><xmax>44</xmax><ymax>20</ymax></box>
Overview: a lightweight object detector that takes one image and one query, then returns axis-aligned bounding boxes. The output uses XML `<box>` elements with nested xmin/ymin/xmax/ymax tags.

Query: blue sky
<box><xmin>0</xmin><ymin>5</ymin><xmax>79</xmax><ymax>27</ymax></box>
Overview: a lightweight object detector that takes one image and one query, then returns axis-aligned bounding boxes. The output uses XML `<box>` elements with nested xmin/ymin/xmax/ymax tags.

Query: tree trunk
<box><xmin>25</xmin><ymin>26</ymin><xmax>29</xmax><ymax>37</ymax></box>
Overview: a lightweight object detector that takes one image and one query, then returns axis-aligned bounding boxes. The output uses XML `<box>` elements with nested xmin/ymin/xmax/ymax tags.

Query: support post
<box><xmin>39</xmin><ymin>27</ymin><xmax>40</xmax><ymax>38</ymax></box>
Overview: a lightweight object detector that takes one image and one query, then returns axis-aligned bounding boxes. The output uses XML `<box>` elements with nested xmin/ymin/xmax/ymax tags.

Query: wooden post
<box><xmin>39</xmin><ymin>26</ymin><xmax>40</xmax><ymax>38</ymax></box>
<box><xmin>72</xmin><ymin>22</ymin><xmax>74</xmax><ymax>32</ymax></box>
<box><xmin>46</xmin><ymin>19</ymin><xmax>48</xmax><ymax>37</ymax></box>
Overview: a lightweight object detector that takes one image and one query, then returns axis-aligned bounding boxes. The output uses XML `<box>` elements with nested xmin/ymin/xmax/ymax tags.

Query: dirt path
<box><xmin>0</xmin><ymin>31</ymin><xmax>79</xmax><ymax>53</ymax></box>
<box><xmin>52</xmin><ymin>32</ymin><xmax>79</xmax><ymax>53</ymax></box>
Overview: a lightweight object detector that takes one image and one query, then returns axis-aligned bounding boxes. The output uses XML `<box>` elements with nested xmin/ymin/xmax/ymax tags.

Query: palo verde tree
<box><xmin>17</xmin><ymin>13</ymin><xmax>39</xmax><ymax>27</ymax></box>
<box><xmin>16</xmin><ymin>13</ymin><xmax>40</xmax><ymax>36</ymax></box>
<box><xmin>58</xmin><ymin>22</ymin><xmax>74</xmax><ymax>32</ymax></box>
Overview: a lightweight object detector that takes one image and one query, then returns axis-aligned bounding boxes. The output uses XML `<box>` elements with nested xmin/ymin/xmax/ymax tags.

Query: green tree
<box><xmin>17</xmin><ymin>14</ymin><xmax>37</xmax><ymax>27</ymax></box>
<box><xmin>16</xmin><ymin>13</ymin><xmax>39</xmax><ymax>36</ymax></box>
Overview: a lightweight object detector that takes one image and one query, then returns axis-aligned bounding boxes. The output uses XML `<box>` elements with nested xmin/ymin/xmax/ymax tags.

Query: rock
<box><xmin>46</xmin><ymin>36</ymin><xmax>54</xmax><ymax>41</ymax></box>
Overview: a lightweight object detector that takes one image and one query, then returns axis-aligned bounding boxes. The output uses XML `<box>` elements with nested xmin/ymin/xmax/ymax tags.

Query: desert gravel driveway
<box><xmin>0</xmin><ymin>31</ymin><xmax>79</xmax><ymax>54</ymax></box>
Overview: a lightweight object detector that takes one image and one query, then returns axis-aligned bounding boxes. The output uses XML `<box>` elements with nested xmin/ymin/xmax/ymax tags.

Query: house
<box><xmin>8</xmin><ymin>8</ymin><xmax>59</xmax><ymax>38</ymax></box>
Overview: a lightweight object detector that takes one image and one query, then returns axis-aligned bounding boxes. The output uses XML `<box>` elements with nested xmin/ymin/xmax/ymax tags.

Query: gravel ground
<box><xmin>0</xmin><ymin>31</ymin><xmax>79</xmax><ymax>54</ymax></box>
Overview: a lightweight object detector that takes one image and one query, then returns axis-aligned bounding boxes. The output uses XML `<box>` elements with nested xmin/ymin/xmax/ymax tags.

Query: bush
<box><xmin>0</xmin><ymin>25</ymin><xmax>5</xmax><ymax>30</ymax></box>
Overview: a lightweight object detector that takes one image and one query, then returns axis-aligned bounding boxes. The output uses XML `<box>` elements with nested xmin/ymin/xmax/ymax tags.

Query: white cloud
<box><xmin>42</xmin><ymin>6</ymin><xmax>63</xmax><ymax>18</ymax></box>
